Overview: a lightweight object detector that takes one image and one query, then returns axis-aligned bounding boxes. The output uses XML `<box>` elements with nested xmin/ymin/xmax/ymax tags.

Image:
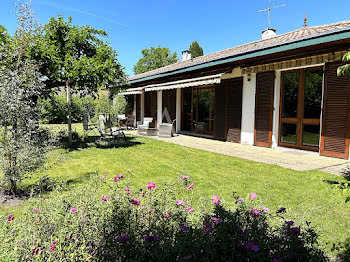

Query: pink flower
<box><xmin>203</xmin><ymin>222</ymin><xmax>213</xmax><ymax>233</ymax></box>
<box><xmin>7</xmin><ymin>215</ymin><xmax>14</xmax><ymax>222</ymax></box>
<box><xmin>164</xmin><ymin>212</ymin><xmax>172</xmax><ymax>219</ymax></box>
<box><xmin>250</xmin><ymin>209</ymin><xmax>260</xmax><ymax>216</ymax></box>
<box><xmin>236</xmin><ymin>197</ymin><xmax>244</xmax><ymax>203</ymax></box>
<box><xmin>146</xmin><ymin>182</ymin><xmax>157</xmax><ymax>190</ymax></box>
<box><xmin>49</xmin><ymin>246</ymin><xmax>56</xmax><ymax>252</ymax></box>
<box><xmin>130</xmin><ymin>198</ymin><xmax>140</xmax><ymax>206</ymax></box>
<box><xmin>33</xmin><ymin>218</ymin><xmax>38</xmax><ymax>221</ymax></box>
<box><xmin>101</xmin><ymin>196</ymin><xmax>111</xmax><ymax>203</ymax></box>
<box><xmin>70</xmin><ymin>207</ymin><xmax>77</xmax><ymax>213</ymax></box>
<box><xmin>186</xmin><ymin>183</ymin><xmax>194</xmax><ymax>190</ymax></box>
<box><xmin>262</xmin><ymin>206</ymin><xmax>269</xmax><ymax>213</ymax></box>
<box><xmin>113</xmin><ymin>173</ymin><xmax>124</xmax><ymax>182</ymax></box>
<box><xmin>249</xmin><ymin>193</ymin><xmax>257</xmax><ymax>200</ymax></box>
<box><xmin>33</xmin><ymin>209</ymin><xmax>39</xmax><ymax>213</ymax></box>
<box><xmin>180</xmin><ymin>175</ymin><xmax>189</xmax><ymax>180</ymax></box>
<box><xmin>211</xmin><ymin>217</ymin><xmax>222</xmax><ymax>224</ymax></box>
<box><xmin>99</xmin><ymin>174</ymin><xmax>108</xmax><ymax>180</ymax></box>
<box><xmin>125</xmin><ymin>187</ymin><xmax>133</xmax><ymax>196</ymax></box>
<box><xmin>212</xmin><ymin>195</ymin><xmax>220</xmax><ymax>205</ymax></box>
<box><xmin>180</xmin><ymin>225</ymin><xmax>189</xmax><ymax>232</ymax></box>
<box><xmin>51</xmin><ymin>241</ymin><xmax>57</xmax><ymax>245</ymax></box>
<box><xmin>176</xmin><ymin>200</ymin><xmax>185</xmax><ymax>207</ymax></box>
<box><xmin>185</xmin><ymin>207</ymin><xmax>194</xmax><ymax>212</ymax></box>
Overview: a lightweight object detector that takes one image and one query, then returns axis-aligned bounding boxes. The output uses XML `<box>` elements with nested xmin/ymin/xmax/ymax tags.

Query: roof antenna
<box><xmin>258</xmin><ymin>0</ymin><xmax>286</xmax><ymax>29</ymax></box>
<box><xmin>303</xmin><ymin>12</ymin><xmax>308</xmax><ymax>27</ymax></box>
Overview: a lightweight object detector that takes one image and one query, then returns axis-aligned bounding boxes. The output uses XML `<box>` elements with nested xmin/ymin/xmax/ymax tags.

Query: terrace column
<box><xmin>157</xmin><ymin>90</ymin><xmax>162</xmax><ymax>128</ymax></box>
<box><xmin>133</xmin><ymin>94</ymin><xmax>137</xmax><ymax>127</ymax></box>
<box><xmin>176</xmin><ymin>88</ymin><xmax>181</xmax><ymax>132</ymax></box>
<box><xmin>141</xmin><ymin>90</ymin><xmax>145</xmax><ymax>123</ymax></box>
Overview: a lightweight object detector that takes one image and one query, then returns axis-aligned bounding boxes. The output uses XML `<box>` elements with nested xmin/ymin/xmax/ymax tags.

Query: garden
<box><xmin>0</xmin><ymin>1</ymin><xmax>350</xmax><ymax>261</ymax></box>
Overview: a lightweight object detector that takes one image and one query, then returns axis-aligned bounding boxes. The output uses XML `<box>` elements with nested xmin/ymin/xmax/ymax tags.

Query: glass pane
<box><xmin>304</xmin><ymin>69</ymin><xmax>323</xmax><ymax>119</ymax></box>
<box><xmin>192</xmin><ymin>89</ymin><xmax>197</xmax><ymax>129</ymax></box>
<box><xmin>302</xmin><ymin>124</ymin><xmax>320</xmax><ymax>147</ymax></box>
<box><xmin>282</xmin><ymin>72</ymin><xmax>299</xmax><ymax>118</ymax></box>
<box><xmin>281</xmin><ymin>123</ymin><xmax>297</xmax><ymax>144</ymax></box>
<box><xmin>196</xmin><ymin>88</ymin><xmax>215</xmax><ymax>132</ymax></box>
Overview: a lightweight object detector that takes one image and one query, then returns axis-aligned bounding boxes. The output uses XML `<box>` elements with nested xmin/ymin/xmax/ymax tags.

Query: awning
<box><xmin>119</xmin><ymin>87</ymin><xmax>144</xmax><ymax>95</ymax></box>
<box><xmin>144</xmin><ymin>73</ymin><xmax>223</xmax><ymax>92</ymax></box>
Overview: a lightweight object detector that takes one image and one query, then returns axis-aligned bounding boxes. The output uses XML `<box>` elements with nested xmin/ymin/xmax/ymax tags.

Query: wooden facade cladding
<box><xmin>136</xmin><ymin>94</ymin><xmax>141</xmax><ymax>121</ymax></box>
<box><xmin>162</xmin><ymin>89</ymin><xmax>176</xmax><ymax>122</ymax></box>
<box><xmin>145</xmin><ymin>91</ymin><xmax>157</xmax><ymax>122</ymax></box>
<box><xmin>320</xmin><ymin>62</ymin><xmax>350</xmax><ymax>159</ymax></box>
<box><xmin>214</xmin><ymin>78</ymin><xmax>243</xmax><ymax>142</ymax></box>
<box><xmin>254</xmin><ymin>71</ymin><xmax>275</xmax><ymax>147</ymax></box>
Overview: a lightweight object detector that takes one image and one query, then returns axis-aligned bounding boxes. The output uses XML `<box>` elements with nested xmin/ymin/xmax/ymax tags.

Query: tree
<box><xmin>0</xmin><ymin>25</ymin><xmax>9</xmax><ymax>44</ymax></box>
<box><xmin>30</xmin><ymin>16</ymin><xmax>127</xmax><ymax>144</ymax></box>
<box><xmin>0</xmin><ymin>1</ymin><xmax>47</xmax><ymax>194</ymax></box>
<box><xmin>337</xmin><ymin>52</ymin><xmax>350</xmax><ymax>76</ymax></box>
<box><xmin>133</xmin><ymin>46</ymin><xmax>177</xmax><ymax>75</ymax></box>
<box><xmin>189</xmin><ymin>41</ymin><xmax>203</xmax><ymax>58</ymax></box>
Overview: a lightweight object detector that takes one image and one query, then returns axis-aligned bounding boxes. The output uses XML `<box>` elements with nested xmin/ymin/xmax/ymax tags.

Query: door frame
<box><xmin>278</xmin><ymin>66</ymin><xmax>323</xmax><ymax>152</ymax></box>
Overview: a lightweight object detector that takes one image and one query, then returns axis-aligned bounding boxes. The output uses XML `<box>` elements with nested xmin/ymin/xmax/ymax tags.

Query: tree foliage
<box><xmin>30</xmin><ymin>15</ymin><xmax>127</xmax><ymax>97</ymax></box>
<box><xmin>0</xmin><ymin>25</ymin><xmax>9</xmax><ymax>44</ymax></box>
<box><xmin>337</xmin><ymin>51</ymin><xmax>350</xmax><ymax>76</ymax></box>
<box><xmin>189</xmin><ymin>41</ymin><xmax>204</xmax><ymax>58</ymax></box>
<box><xmin>133</xmin><ymin>46</ymin><xmax>177</xmax><ymax>75</ymax></box>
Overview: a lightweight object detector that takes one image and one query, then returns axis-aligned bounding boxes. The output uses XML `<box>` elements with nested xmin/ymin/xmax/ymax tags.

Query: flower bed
<box><xmin>0</xmin><ymin>172</ymin><xmax>327</xmax><ymax>261</ymax></box>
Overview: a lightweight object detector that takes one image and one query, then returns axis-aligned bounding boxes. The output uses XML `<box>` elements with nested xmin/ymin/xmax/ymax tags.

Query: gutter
<box><xmin>129</xmin><ymin>28</ymin><xmax>350</xmax><ymax>85</ymax></box>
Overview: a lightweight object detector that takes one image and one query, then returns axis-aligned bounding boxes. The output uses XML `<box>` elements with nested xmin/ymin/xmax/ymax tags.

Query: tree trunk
<box><xmin>66</xmin><ymin>81</ymin><xmax>72</xmax><ymax>146</ymax></box>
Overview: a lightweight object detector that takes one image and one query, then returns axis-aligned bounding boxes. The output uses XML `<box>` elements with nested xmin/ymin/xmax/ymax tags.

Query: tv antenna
<box><xmin>258</xmin><ymin>0</ymin><xmax>286</xmax><ymax>29</ymax></box>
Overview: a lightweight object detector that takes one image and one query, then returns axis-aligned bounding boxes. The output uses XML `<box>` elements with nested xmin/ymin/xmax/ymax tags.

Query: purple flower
<box><xmin>271</xmin><ymin>256</ymin><xmax>283</xmax><ymax>262</ymax></box>
<box><xmin>145</xmin><ymin>235</ymin><xmax>160</xmax><ymax>241</ymax></box>
<box><xmin>186</xmin><ymin>183</ymin><xmax>194</xmax><ymax>190</ymax></box>
<box><xmin>249</xmin><ymin>193</ymin><xmax>257</xmax><ymax>200</ymax></box>
<box><xmin>246</xmin><ymin>241</ymin><xmax>260</xmax><ymax>252</ymax></box>
<box><xmin>289</xmin><ymin>226</ymin><xmax>300</xmax><ymax>236</ymax></box>
<box><xmin>33</xmin><ymin>209</ymin><xmax>39</xmax><ymax>213</ymax></box>
<box><xmin>185</xmin><ymin>207</ymin><xmax>194</xmax><ymax>212</ymax></box>
<box><xmin>211</xmin><ymin>195</ymin><xmax>220</xmax><ymax>205</ymax></box>
<box><xmin>146</xmin><ymin>182</ymin><xmax>157</xmax><ymax>190</ymax></box>
<box><xmin>285</xmin><ymin>220</ymin><xmax>294</xmax><ymax>226</ymax></box>
<box><xmin>180</xmin><ymin>225</ymin><xmax>189</xmax><ymax>232</ymax></box>
<box><xmin>236</xmin><ymin>197</ymin><xmax>244</xmax><ymax>203</ymax></box>
<box><xmin>7</xmin><ymin>215</ymin><xmax>14</xmax><ymax>222</ymax></box>
<box><xmin>176</xmin><ymin>200</ymin><xmax>185</xmax><ymax>207</ymax></box>
<box><xmin>277</xmin><ymin>207</ymin><xmax>286</xmax><ymax>214</ymax></box>
<box><xmin>250</xmin><ymin>209</ymin><xmax>260</xmax><ymax>216</ymax></box>
<box><xmin>180</xmin><ymin>175</ymin><xmax>189</xmax><ymax>180</ymax></box>
<box><xmin>236</xmin><ymin>228</ymin><xmax>245</xmax><ymax>237</ymax></box>
<box><xmin>130</xmin><ymin>198</ymin><xmax>140</xmax><ymax>206</ymax></box>
<box><xmin>70</xmin><ymin>207</ymin><xmax>77</xmax><ymax>213</ymax></box>
<box><xmin>203</xmin><ymin>222</ymin><xmax>213</xmax><ymax>233</ymax></box>
<box><xmin>116</xmin><ymin>234</ymin><xmax>130</xmax><ymax>243</ymax></box>
<box><xmin>211</xmin><ymin>217</ymin><xmax>222</xmax><ymax>224</ymax></box>
<box><xmin>262</xmin><ymin>206</ymin><xmax>269</xmax><ymax>213</ymax></box>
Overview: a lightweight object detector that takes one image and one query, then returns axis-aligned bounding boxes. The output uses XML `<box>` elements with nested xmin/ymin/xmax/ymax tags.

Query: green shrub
<box><xmin>0</xmin><ymin>173</ymin><xmax>328</xmax><ymax>261</ymax></box>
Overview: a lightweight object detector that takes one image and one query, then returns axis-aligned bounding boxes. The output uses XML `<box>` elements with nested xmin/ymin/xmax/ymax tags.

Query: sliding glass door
<box><xmin>279</xmin><ymin>67</ymin><xmax>323</xmax><ymax>151</ymax></box>
<box><xmin>192</xmin><ymin>86</ymin><xmax>215</xmax><ymax>135</ymax></box>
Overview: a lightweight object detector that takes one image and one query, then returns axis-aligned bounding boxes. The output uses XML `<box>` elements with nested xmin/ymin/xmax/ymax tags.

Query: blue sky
<box><xmin>0</xmin><ymin>0</ymin><xmax>349</xmax><ymax>76</ymax></box>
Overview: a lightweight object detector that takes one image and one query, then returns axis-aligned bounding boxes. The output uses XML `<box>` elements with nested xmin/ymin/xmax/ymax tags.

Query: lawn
<box><xmin>1</xmin><ymin>124</ymin><xmax>350</xmax><ymax>255</ymax></box>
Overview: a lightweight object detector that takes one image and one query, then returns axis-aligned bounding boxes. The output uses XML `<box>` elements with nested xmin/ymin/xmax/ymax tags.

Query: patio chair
<box><xmin>98</xmin><ymin>114</ymin><xmax>126</xmax><ymax>141</ymax></box>
<box><xmin>137</xmin><ymin>117</ymin><xmax>157</xmax><ymax>136</ymax></box>
<box><xmin>158</xmin><ymin>107</ymin><xmax>176</xmax><ymax>138</ymax></box>
<box><xmin>83</xmin><ymin>112</ymin><xmax>98</xmax><ymax>135</ymax></box>
<box><xmin>126</xmin><ymin>115</ymin><xmax>135</xmax><ymax>130</ymax></box>
<box><xmin>117</xmin><ymin>114</ymin><xmax>127</xmax><ymax>128</ymax></box>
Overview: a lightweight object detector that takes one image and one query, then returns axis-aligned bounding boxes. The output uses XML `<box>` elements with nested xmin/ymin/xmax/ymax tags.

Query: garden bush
<box><xmin>0</xmin><ymin>172</ymin><xmax>328</xmax><ymax>261</ymax></box>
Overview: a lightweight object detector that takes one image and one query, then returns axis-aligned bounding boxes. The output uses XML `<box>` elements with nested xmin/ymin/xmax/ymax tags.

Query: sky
<box><xmin>0</xmin><ymin>0</ymin><xmax>349</xmax><ymax>76</ymax></box>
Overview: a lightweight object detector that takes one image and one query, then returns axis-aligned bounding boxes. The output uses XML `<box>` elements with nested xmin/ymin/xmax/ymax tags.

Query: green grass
<box><xmin>1</xmin><ymin>124</ymin><xmax>350</xmax><ymax>254</ymax></box>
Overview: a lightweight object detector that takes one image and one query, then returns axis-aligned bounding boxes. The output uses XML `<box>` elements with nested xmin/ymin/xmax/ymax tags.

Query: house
<box><xmin>121</xmin><ymin>20</ymin><xmax>350</xmax><ymax>159</ymax></box>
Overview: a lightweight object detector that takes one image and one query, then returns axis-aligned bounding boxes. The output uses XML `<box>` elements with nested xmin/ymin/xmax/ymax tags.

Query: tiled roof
<box><xmin>129</xmin><ymin>20</ymin><xmax>350</xmax><ymax>82</ymax></box>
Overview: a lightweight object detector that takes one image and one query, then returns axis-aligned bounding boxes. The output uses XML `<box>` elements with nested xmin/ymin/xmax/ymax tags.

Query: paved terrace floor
<box><xmin>125</xmin><ymin>131</ymin><xmax>350</xmax><ymax>176</ymax></box>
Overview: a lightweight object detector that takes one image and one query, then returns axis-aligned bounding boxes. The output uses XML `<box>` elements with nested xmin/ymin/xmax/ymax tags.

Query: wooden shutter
<box><xmin>320</xmin><ymin>62</ymin><xmax>350</xmax><ymax>159</ymax></box>
<box><xmin>254</xmin><ymin>71</ymin><xmax>275</xmax><ymax>147</ymax></box>
<box><xmin>136</xmin><ymin>94</ymin><xmax>141</xmax><ymax>121</ymax></box>
<box><xmin>226</xmin><ymin>78</ymin><xmax>243</xmax><ymax>143</ymax></box>
<box><xmin>162</xmin><ymin>89</ymin><xmax>176</xmax><ymax>121</ymax></box>
<box><xmin>214</xmin><ymin>83</ymin><xmax>227</xmax><ymax>140</ymax></box>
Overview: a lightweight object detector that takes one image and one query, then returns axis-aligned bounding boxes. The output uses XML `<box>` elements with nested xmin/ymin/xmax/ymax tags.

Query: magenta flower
<box><xmin>7</xmin><ymin>215</ymin><xmax>14</xmax><ymax>222</ymax></box>
<box><xmin>203</xmin><ymin>222</ymin><xmax>213</xmax><ymax>233</ymax></box>
<box><xmin>99</xmin><ymin>174</ymin><xmax>108</xmax><ymax>180</ymax></box>
<box><xmin>33</xmin><ymin>209</ymin><xmax>39</xmax><ymax>213</ymax></box>
<box><xmin>212</xmin><ymin>195</ymin><xmax>220</xmax><ymax>205</ymax></box>
<box><xmin>180</xmin><ymin>225</ymin><xmax>189</xmax><ymax>232</ymax></box>
<box><xmin>180</xmin><ymin>175</ymin><xmax>189</xmax><ymax>180</ymax></box>
<box><xmin>125</xmin><ymin>187</ymin><xmax>133</xmax><ymax>196</ymax></box>
<box><xmin>262</xmin><ymin>206</ymin><xmax>269</xmax><ymax>213</ymax></box>
<box><xmin>185</xmin><ymin>207</ymin><xmax>194</xmax><ymax>212</ymax></box>
<box><xmin>176</xmin><ymin>200</ymin><xmax>185</xmax><ymax>207</ymax></box>
<box><xmin>146</xmin><ymin>182</ymin><xmax>157</xmax><ymax>190</ymax></box>
<box><xmin>246</xmin><ymin>241</ymin><xmax>260</xmax><ymax>252</ymax></box>
<box><xmin>113</xmin><ymin>173</ymin><xmax>124</xmax><ymax>182</ymax></box>
<box><xmin>130</xmin><ymin>198</ymin><xmax>140</xmax><ymax>206</ymax></box>
<box><xmin>33</xmin><ymin>218</ymin><xmax>38</xmax><ymax>221</ymax></box>
<box><xmin>276</xmin><ymin>207</ymin><xmax>286</xmax><ymax>214</ymax></box>
<box><xmin>70</xmin><ymin>207</ymin><xmax>77</xmax><ymax>213</ymax></box>
<box><xmin>186</xmin><ymin>183</ymin><xmax>194</xmax><ymax>190</ymax></box>
<box><xmin>249</xmin><ymin>193</ymin><xmax>257</xmax><ymax>200</ymax></box>
<box><xmin>250</xmin><ymin>209</ymin><xmax>260</xmax><ymax>216</ymax></box>
<box><xmin>51</xmin><ymin>241</ymin><xmax>57</xmax><ymax>245</ymax></box>
<box><xmin>211</xmin><ymin>217</ymin><xmax>222</xmax><ymax>224</ymax></box>
<box><xmin>116</xmin><ymin>235</ymin><xmax>130</xmax><ymax>243</ymax></box>
<box><xmin>236</xmin><ymin>197</ymin><xmax>244</xmax><ymax>203</ymax></box>
<box><xmin>101</xmin><ymin>196</ymin><xmax>111</xmax><ymax>203</ymax></box>
<box><xmin>49</xmin><ymin>246</ymin><xmax>56</xmax><ymax>252</ymax></box>
<box><xmin>145</xmin><ymin>235</ymin><xmax>160</xmax><ymax>241</ymax></box>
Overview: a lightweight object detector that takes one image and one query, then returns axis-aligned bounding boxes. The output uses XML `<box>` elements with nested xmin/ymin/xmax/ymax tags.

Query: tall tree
<box><xmin>30</xmin><ymin>16</ymin><xmax>127</xmax><ymax>144</ymax></box>
<box><xmin>337</xmin><ymin>52</ymin><xmax>350</xmax><ymax>76</ymax></box>
<box><xmin>0</xmin><ymin>25</ymin><xmax>9</xmax><ymax>44</ymax></box>
<box><xmin>189</xmin><ymin>41</ymin><xmax>204</xmax><ymax>58</ymax></box>
<box><xmin>133</xmin><ymin>46</ymin><xmax>177</xmax><ymax>75</ymax></box>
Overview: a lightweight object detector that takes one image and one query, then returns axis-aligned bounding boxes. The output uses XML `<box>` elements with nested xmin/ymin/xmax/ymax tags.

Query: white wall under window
<box><xmin>241</xmin><ymin>73</ymin><xmax>256</xmax><ymax>145</ymax></box>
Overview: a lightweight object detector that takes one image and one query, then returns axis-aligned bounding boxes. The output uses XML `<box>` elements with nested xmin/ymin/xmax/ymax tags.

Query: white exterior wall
<box><xmin>157</xmin><ymin>90</ymin><xmax>162</xmax><ymax>128</ymax></box>
<box><xmin>140</xmin><ymin>90</ymin><xmax>145</xmax><ymax>123</ymax></box>
<box><xmin>272</xmin><ymin>71</ymin><xmax>281</xmax><ymax>148</ymax></box>
<box><xmin>241</xmin><ymin>73</ymin><xmax>256</xmax><ymax>145</ymax></box>
<box><xmin>176</xmin><ymin>88</ymin><xmax>181</xmax><ymax>132</ymax></box>
<box><xmin>133</xmin><ymin>94</ymin><xmax>137</xmax><ymax>126</ymax></box>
